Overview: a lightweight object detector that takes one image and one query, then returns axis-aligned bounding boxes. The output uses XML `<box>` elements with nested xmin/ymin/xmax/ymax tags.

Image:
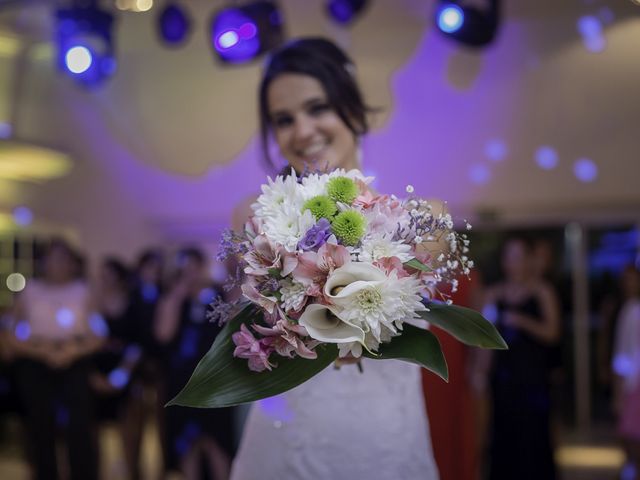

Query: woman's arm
<box><xmin>503</xmin><ymin>282</ymin><xmax>561</xmax><ymax>344</ymax></box>
<box><xmin>154</xmin><ymin>282</ymin><xmax>188</xmax><ymax>344</ymax></box>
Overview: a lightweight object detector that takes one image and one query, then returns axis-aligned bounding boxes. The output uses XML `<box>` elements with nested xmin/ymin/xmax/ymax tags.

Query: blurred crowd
<box><xmin>0</xmin><ymin>238</ymin><xmax>236</xmax><ymax>480</ymax></box>
<box><xmin>0</xmin><ymin>233</ymin><xmax>638</xmax><ymax>480</ymax></box>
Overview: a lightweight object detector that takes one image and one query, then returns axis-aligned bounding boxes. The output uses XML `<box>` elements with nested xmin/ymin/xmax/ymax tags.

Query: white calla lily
<box><xmin>324</xmin><ymin>262</ymin><xmax>386</xmax><ymax>303</ymax></box>
<box><xmin>298</xmin><ymin>304</ymin><xmax>365</xmax><ymax>345</ymax></box>
<box><xmin>323</xmin><ymin>262</ymin><xmax>426</xmax><ymax>343</ymax></box>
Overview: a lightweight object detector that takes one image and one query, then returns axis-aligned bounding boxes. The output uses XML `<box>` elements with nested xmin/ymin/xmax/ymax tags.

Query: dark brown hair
<box><xmin>258</xmin><ymin>37</ymin><xmax>371</xmax><ymax>172</ymax></box>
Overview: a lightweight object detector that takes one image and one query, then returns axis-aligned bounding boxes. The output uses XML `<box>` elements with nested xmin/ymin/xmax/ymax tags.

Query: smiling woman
<box><xmin>229</xmin><ymin>37</ymin><xmax>441</xmax><ymax>480</ymax></box>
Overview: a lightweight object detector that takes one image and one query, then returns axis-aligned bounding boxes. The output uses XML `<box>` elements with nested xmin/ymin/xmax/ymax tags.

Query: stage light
<box><xmin>65</xmin><ymin>45</ymin><xmax>92</xmax><ymax>73</ymax></box>
<box><xmin>56</xmin><ymin>4</ymin><xmax>116</xmax><ymax>87</ymax></box>
<box><xmin>326</xmin><ymin>0</ymin><xmax>369</xmax><ymax>25</ymax></box>
<box><xmin>158</xmin><ymin>3</ymin><xmax>192</xmax><ymax>46</ymax></box>
<box><xmin>435</xmin><ymin>0</ymin><xmax>500</xmax><ymax>47</ymax></box>
<box><xmin>437</xmin><ymin>5</ymin><xmax>464</xmax><ymax>33</ymax></box>
<box><xmin>210</xmin><ymin>1</ymin><xmax>284</xmax><ymax>64</ymax></box>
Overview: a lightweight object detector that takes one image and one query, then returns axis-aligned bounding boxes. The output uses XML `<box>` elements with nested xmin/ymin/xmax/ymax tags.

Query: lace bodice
<box><xmin>230</xmin><ymin>358</ymin><xmax>439</xmax><ymax>480</ymax></box>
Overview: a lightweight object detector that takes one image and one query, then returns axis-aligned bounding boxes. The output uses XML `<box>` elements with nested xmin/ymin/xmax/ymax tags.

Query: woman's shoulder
<box><xmin>231</xmin><ymin>194</ymin><xmax>258</xmax><ymax>232</ymax></box>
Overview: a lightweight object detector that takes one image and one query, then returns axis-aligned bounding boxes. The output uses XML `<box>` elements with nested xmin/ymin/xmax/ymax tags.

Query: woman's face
<box><xmin>43</xmin><ymin>246</ymin><xmax>76</xmax><ymax>283</ymax></box>
<box><xmin>267</xmin><ymin>73</ymin><xmax>359</xmax><ymax>173</ymax></box>
<box><xmin>501</xmin><ymin>240</ymin><xmax>531</xmax><ymax>281</ymax></box>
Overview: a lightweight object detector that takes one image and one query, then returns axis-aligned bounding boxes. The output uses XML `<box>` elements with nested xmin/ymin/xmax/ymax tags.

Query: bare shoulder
<box><xmin>231</xmin><ymin>194</ymin><xmax>258</xmax><ymax>231</ymax></box>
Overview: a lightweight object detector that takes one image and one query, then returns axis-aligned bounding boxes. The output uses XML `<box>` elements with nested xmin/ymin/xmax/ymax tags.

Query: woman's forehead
<box><xmin>267</xmin><ymin>73</ymin><xmax>327</xmax><ymax>112</ymax></box>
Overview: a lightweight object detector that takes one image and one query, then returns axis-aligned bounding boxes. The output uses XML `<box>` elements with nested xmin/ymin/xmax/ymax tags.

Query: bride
<box><xmin>230</xmin><ymin>37</ymin><xmax>439</xmax><ymax>480</ymax></box>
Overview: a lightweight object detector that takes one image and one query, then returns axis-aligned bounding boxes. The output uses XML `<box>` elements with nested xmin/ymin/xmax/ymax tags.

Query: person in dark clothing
<box><xmin>156</xmin><ymin>247</ymin><xmax>234</xmax><ymax>480</ymax></box>
<box><xmin>483</xmin><ymin>236</ymin><xmax>562</xmax><ymax>480</ymax></box>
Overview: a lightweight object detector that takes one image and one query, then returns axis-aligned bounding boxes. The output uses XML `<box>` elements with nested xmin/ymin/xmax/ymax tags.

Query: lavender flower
<box><xmin>217</xmin><ymin>228</ymin><xmax>247</xmax><ymax>262</ymax></box>
<box><xmin>298</xmin><ymin>218</ymin><xmax>332</xmax><ymax>251</ymax></box>
<box><xmin>207</xmin><ymin>297</ymin><xmax>237</xmax><ymax>326</ymax></box>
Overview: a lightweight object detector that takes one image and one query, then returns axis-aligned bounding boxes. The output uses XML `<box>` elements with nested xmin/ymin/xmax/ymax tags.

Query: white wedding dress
<box><xmin>230</xmin><ymin>358</ymin><xmax>439</xmax><ymax>480</ymax></box>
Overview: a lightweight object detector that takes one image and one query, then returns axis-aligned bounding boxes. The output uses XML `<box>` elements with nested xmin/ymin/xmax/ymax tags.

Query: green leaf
<box><xmin>419</xmin><ymin>303</ymin><xmax>508</xmax><ymax>350</ymax></box>
<box><xmin>364</xmin><ymin>324</ymin><xmax>448</xmax><ymax>381</ymax></box>
<box><xmin>404</xmin><ymin>258</ymin><xmax>432</xmax><ymax>273</ymax></box>
<box><xmin>167</xmin><ymin>305</ymin><xmax>339</xmax><ymax>408</ymax></box>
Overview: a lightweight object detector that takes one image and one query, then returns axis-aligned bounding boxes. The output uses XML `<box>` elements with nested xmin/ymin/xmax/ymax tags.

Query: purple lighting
<box><xmin>484</xmin><ymin>139</ymin><xmax>508</xmax><ymax>162</ymax></box>
<box><xmin>12</xmin><ymin>206</ymin><xmax>33</xmax><ymax>226</ymax></box>
<box><xmin>535</xmin><ymin>146</ymin><xmax>559</xmax><ymax>170</ymax></box>
<box><xmin>574</xmin><ymin>158</ymin><xmax>598</xmax><ymax>183</ymax></box>
<box><xmin>211</xmin><ymin>9</ymin><xmax>260</xmax><ymax>63</ymax></box>
<box><xmin>469</xmin><ymin>164</ymin><xmax>491</xmax><ymax>185</ymax></box>
<box><xmin>158</xmin><ymin>4</ymin><xmax>191</xmax><ymax>46</ymax></box>
<box><xmin>577</xmin><ymin>15</ymin><xmax>606</xmax><ymax>53</ymax></box>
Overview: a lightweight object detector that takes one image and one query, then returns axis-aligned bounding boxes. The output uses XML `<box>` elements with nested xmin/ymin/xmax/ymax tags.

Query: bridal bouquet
<box><xmin>169</xmin><ymin>169</ymin><xmax>506</xmax><ymax>408</ymax></box>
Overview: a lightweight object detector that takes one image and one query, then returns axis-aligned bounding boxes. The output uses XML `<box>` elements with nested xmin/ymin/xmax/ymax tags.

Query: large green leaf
<box><xmin>364</xmin><ymin>324</ymin><xmax>448</xmax><ymax>381</ymax></box>
<box><xmin>419</xmin><ymin>303</ymin><xmax>508</xmax><ymax>350</ymax></box>
<box><xmin>168</xmin><ymin>302</ymin><xmax>504</xmax><ymax>409</ymax></box>
<box><xmin>167</xmin><ymin>305</ymin><xmax>339</xmax><ymax>408</ymax></box>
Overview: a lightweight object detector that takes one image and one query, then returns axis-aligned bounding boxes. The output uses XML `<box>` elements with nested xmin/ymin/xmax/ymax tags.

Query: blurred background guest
<box><xmin>611</xmin><ymin>265</ymin><xmax>640</xmax><ymax>480</ymax></box>
<box><xmin>483</xmin><ymin>236</ymin><xmax>562</xmax><ymax>480</ymax></box>
<box><xmin>6</xmin><ymin>238</ymin><xmax>102</xmax><ymax>480</ymax></box>
<box><xmin>90</xmin><ymin>257</ymin><xmax>143</xmax><ymax>479</ymax></box>
<box><xmin>155</xmin><ymin>247</ymin><xmax>234</xmax><ymax>480</ymax></box>
<box><xmin>126</xmin><ymin>248</ymin><xmax>169</xmax><ymax>477</ymax></box>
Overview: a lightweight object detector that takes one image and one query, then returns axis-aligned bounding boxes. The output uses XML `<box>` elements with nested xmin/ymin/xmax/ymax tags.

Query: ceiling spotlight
<box><xmin>210</xmin><ymin>1</ymin><xmax>284</xmax><ymax>64</ymax></box>
<box><xmin>56</xmin><ymin>3</ymin><xmax>116</xmax><ymax>87</ymax></box>
<box><xmin>435</xmin><ymin>0</ymin><xmax>500</xmax><ymax>47</ymax></box>
<box><xmin>158</xmin><ymin>2</ymin><xmax>192</xmax><ymax>46</ymax></box>
<box><xmin>326</xmin><ymin>0</ymin><xmax>369</xmax><ymax>25</ymax></box>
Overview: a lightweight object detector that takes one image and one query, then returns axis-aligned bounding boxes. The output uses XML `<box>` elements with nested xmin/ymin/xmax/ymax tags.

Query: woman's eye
<box><xmin>309</xmin><ymin>103</ymin><xmax>330</xmax><ymax>116</ymax></box>
<box><xmin>273</xmin><ymin>116</ymin><xmax>293</xmax><ymax>128</ymax></box>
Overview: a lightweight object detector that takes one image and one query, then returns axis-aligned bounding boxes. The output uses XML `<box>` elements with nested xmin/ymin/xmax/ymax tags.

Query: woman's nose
<box><xmin>292</xmin><ymin>115</ymin><xmax>314</xmax><ymax>141</ymax></box>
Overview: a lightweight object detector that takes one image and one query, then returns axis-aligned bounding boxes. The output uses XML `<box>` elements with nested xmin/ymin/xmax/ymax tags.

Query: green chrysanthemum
<box><xmin>327</xmin><ymin>176</ymin><xmax>359</xmax><ymax>204</ymax></box>
<box><xmin>332</xmin><ymin>210</ymin><xmax>365</xmax><ymax>245</ymax></box>
<box><xmin>303</xmin><ymin>195</ymin><xmax>337</xmax><ymax>220</ymax></box>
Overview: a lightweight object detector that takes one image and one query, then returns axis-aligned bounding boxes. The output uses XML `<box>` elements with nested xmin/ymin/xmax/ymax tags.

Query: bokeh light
<box><xmin>574</xmin><ymin>158</ymin><xmax>598</xmax><ymax>182</ymax></box>
<box><xmin>535</xmin><ymin>146</ymin><xmax>559</xmax><ymax>170</ymax></box>
<box><xmin>6</xmin><ymin>273</ymin><xmax>26</xmax><ymax>292</ymax></box>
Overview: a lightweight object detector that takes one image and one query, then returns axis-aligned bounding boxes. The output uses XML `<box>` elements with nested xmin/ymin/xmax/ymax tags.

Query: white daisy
<box><xmin>252</xmin><ymin>171</ymin><xmax>304</xmax><ymax>220</ymax></box>
<box><xmin>300</xmin><ymin>173</ymin><xmax>329</xmax><ymax>200</ymax></box>
<box><xmin>359</xmin><ymin>234</ymin><xmax>414</xmax><ymax>263</ymax></box>
<box><xmin>262</xmin><ymin>207</ymin><xmax>315</xmax><ymax>252</ymax></box>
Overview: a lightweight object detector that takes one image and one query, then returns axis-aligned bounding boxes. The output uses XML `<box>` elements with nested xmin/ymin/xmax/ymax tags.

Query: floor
<box><xmin>0</xmin><ymin>416</ymin><xmax>626</xmax><ymax>480</ymax></box>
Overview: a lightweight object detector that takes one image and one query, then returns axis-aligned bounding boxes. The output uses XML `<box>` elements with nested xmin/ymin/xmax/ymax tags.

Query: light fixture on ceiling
<box><xmin>157</xmin><ymin>2</ymin><xmax>192</xmax><ymax>46</ymax></box>
<box><xmin>210</xmin><ymin>1</ymin><xmax>284</xmax><ymax>64</ymax></box>
<box><xmin>326</xmin><ymin>0</ymin><xmax>369</xmax><ymax>25</ymax></box>
<box><xmin>435</xmin><ymin>0</ymin><xmax>501</xmax><ymax>47</ymax></box>
<box><xmin>56</xmin><ymin>2</ymin><xmax>117</xmax><ymax>86</ymax></box>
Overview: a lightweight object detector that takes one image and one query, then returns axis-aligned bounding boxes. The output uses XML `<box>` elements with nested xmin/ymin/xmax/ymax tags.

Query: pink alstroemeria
<box><xmin>244</xmin><ymin>234</ymin><xmax>281</xmax><ymax>276</ymax></box>
<box><xmin>241</xmin><ymin>283</ymin><xmax>278</xmax><ymax>314</ymax></box>
<box><xmin>364</xmin><ymin>196</ymin><xmax>408</xmax><ymax>235</ymax></box>
<box><xmin>374</xmin><ymin>256</ymin><xmax>411</xmax><ymax>278</ymax></box>
<box><xmin>293</xmin><ymin>242</ymin><xmax>351</xmax><ymax>297</ymax></box>
<box><xmin>232</xmin><ymin>324</ymin><xmax>275</xmax><ymax>372</ymax></box>
<box><xmin>253</xmin><ymin>320</ymin><xmax>318</xmax><ymax>359</ymax></box>
<box><xmin>353</xmin><ymin>189</ymin><xmax>377</xmax><ymax>208</ymax></box>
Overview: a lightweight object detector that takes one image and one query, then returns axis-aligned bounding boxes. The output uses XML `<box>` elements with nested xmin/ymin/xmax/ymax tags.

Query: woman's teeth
<box><xmin>300</xmin><ymin>143</ymin><xmax>326</xmax><ymax>157</ymax></box>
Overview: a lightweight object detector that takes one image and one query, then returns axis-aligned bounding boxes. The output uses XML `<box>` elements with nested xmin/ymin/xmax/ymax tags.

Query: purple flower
<box><xmin>298</xmin><ymin>218</ymin><xmax>332</xmax><ymax>251</ymax></box>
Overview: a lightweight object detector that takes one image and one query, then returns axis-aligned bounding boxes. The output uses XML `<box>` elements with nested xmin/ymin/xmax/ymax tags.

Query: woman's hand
<box><xmin>334</xmin><ymin>354</ymin><xmax>362</xmax><ymax>368</ymax></box>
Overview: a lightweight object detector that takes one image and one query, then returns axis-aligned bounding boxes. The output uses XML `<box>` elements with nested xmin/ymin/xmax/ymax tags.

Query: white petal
<box><xmin>298</xmin><ymin>304</ymin><xmax>365</xmax><ymax>344</ymax></box>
